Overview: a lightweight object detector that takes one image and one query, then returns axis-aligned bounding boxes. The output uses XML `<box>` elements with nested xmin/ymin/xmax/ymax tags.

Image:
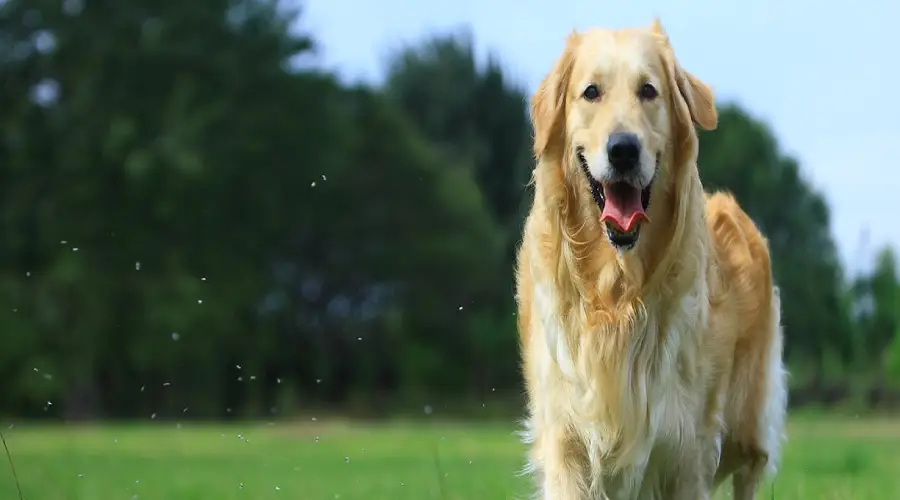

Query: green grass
<box><xmin>0</xmin><ymin>413</ymin><xmax>898</xmax><ymax>499</ymax></box>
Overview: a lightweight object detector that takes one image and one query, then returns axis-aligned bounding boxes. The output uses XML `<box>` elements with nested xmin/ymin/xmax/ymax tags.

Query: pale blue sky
<box><xmin>303</xmin><ymin>0</ymin><xmax>898</xmax><ymax>275</ymax></box>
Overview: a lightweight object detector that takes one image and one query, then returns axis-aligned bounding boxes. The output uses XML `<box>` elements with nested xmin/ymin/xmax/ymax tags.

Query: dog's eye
<box><xmin>638</xmin><ymin>83</ymin><xmax>658</xmax><ymax>100</ymax></box>
<box><xmin>582</xmin><ymin>84</ymin><xmax>601</xmax><ymax>101</ymax></box>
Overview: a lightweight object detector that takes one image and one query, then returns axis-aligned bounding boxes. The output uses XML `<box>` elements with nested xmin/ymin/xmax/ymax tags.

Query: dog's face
<box><xmin>531</xmin><ymin>21</ymin><xmax>717</xmax><ymax>251</ymax></box>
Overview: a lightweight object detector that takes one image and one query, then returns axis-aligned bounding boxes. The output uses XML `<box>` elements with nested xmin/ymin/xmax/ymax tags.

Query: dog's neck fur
<box><xmin>529</xmin><ymin>138</ymin><xmax>710</xmax><ymax>468</ymax></box>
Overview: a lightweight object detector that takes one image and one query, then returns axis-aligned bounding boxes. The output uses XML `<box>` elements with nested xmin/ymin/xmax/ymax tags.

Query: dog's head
<box><xmin>531</xmin><ymin>20</ymin><xmax>717</xmax><ymax>252</ymax></box>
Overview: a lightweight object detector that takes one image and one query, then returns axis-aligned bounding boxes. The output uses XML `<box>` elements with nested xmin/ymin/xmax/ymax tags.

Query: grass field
<box><xmin>0</xmin><ymin>413</ymin><xmax>898</xmax><ymax>499</ymax></box>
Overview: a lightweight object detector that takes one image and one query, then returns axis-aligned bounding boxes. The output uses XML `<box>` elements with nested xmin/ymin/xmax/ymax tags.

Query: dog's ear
<box><xmin>652</xmin><ymin>20</ymin><xmax>717</xmax><ymax>132</ymax></box>
<box><xmin>531</xmin><ymin>32</ymin><xmax>579</xmax><ymax>158</ymax></box>
<box><xmin>678</xmin><ymin>71</ymin><xmax>717</xmax><ymax>131</ymax></box>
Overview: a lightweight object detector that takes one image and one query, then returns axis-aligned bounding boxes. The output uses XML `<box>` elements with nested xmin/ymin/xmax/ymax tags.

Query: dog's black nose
<box><xmin>606</xmin><ymin>132</ymin><xmax>641</xmax><ymax>172</ymax></box>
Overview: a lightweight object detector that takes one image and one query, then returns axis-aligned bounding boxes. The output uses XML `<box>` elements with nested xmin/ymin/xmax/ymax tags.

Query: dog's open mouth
<box><xmin>577</xmin><ymin>149</ymin><xmax>653</xmax><ymax>250</ymax></box>
<box><xmin>602</xmin><ymin>182</ymin><xmax>651</xmax><ymax>247</ymax></box>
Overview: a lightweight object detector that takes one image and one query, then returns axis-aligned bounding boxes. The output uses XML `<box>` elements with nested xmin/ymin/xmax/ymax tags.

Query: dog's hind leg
<box><xmin>732</xmin><ymin>289</ymin><xmax>788</xmax><ymax>500</ymax></box>
<box><xmin>732</xmin><ymin>450</ymin><xmax>767</xmax><ymax>500</ymax></box>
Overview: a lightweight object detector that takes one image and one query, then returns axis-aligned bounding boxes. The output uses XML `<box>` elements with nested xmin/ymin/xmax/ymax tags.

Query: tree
<box><xmin>854</xmin><ymin>248</ymin><xmax>900</xmax><ymax>371</ymax></box>
<box><xmin>384</xmin><ymin>31</ymin><xmax>534</xmax><ymax>258</ymax></box>
<box><xmin>0</xmin><ymin>0</ymin><xmax>321</xmax><ymax>417</ymax></box>
<box><xmin>277</xmin><ymin>85</ymin><xmax>508</xmax><ymax>406</ymax></box>
<box><xmin>383</xmin><ymin>32</ymin><xmax>535</xmax><ymax>398</ymax></box>
<box><xmin>0</xmin><ymin>0</ymin><xmax>511</xmax><ymax>417</ymax></box>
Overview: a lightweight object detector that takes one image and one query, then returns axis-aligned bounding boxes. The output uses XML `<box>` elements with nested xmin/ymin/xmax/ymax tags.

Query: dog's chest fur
<box><xmin>526</xmin><ymin>271</ymin><xmax>709</xmax><ymax>499</ymax></box>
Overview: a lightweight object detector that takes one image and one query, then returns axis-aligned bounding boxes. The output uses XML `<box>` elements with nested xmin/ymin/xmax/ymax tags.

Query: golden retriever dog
<box><xmin>515</xmin><ymin>20</ymin><xmax>787</xmax><ymax>500</ymax></box>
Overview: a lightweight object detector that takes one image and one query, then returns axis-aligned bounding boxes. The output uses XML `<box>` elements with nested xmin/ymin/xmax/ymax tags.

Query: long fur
<box><xmin>516</xmin><ymin>20</ymin><xmax>787</xmax><ymax>500</ymax></box>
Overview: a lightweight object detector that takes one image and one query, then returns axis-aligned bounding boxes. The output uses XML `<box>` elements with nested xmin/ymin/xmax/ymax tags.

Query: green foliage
<box><xmin>0</xmin><ymin>0</ymin><xmax>509</xmax><ymax>417</ymax></box>
<box><xmin>886</xmin><ymin>332</ymin><xmax>900</xmax><ymax>382</ymax></box>
<box><xmin>857</xmin><ymin>248</ymin><xmax>900</xmax><ymax>383</ymax></box>
<box><xmin>384</xmin><ymin>32</ymin><xmax>534</xmax><ymax>258</ymax></box>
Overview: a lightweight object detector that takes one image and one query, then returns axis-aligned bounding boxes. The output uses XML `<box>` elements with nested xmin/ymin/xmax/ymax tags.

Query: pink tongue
<box><xmin>600</xmin><ymin>183</ymin><xmax>649</xmax><ymax>232</ymax></box>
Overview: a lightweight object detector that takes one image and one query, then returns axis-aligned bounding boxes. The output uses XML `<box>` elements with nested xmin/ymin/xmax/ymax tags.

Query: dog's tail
<box><xmin>762</xmin><ymin>286</ymin><xmax>788</xmax><ymax>478</ymax></box>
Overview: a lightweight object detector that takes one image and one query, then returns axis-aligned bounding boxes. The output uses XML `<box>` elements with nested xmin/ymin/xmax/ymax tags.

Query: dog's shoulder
<box><xmin>704</xmin><ymin>191</ymin><xmax>773</xmax><ymax>319</ymax></box>
<box><xmin>705</xmin><ymin>192</ymin><xmax>770</xmax><ymax>268</ymax></box>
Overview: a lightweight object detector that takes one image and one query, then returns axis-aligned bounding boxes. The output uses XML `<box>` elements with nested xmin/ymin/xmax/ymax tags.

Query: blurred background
<box><xmin>1</xmin><ymin>0</ymin><xmax>899</xmax><ymax>498</ymax></box>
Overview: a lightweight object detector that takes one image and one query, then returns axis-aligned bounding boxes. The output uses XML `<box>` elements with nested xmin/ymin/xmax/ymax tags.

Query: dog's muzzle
<box><xmin>577</xmin><ymin>147</ymin><xmax>659</xmax><ymax>251</ymax></box>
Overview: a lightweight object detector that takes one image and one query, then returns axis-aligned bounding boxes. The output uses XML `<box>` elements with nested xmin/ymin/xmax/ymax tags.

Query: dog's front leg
<box><xmin>667</xmin><ymin>439</ymin><xmax>716</xmax><ymax>500</ymax></box>
<box><xmin>531</xmin><ymin>425</ymin><xmax>594</xmax><ymax>499</ymax></box>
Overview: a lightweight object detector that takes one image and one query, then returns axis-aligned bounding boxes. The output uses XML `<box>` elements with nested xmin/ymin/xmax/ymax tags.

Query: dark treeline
<box><xmin>1</xmin><ymin>1</ymin><xmax>898</xmax><ymax>420</ymax></box>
